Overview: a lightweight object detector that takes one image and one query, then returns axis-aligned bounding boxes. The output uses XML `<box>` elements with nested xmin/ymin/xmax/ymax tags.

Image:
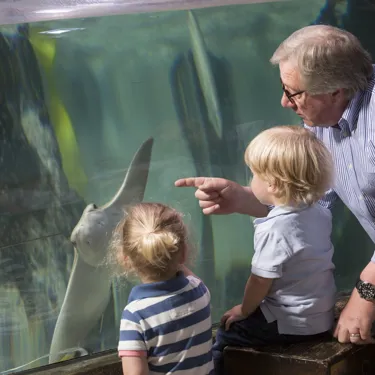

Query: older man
<box><xmin>175</xmin><ymin>24</ymin><xmax>375</xmax><ymax>345</ymax></box>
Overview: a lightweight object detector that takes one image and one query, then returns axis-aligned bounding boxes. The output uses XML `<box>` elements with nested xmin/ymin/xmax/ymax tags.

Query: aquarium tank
<box><xmin>0</xmin><ymin>0</ymin><xmax>374</xmax><ymax>373</ymax></box>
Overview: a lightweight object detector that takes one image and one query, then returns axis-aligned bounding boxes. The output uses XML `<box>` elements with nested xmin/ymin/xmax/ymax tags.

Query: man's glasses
<box><xmin>280</xmin><ymin>79</ymin><xmax>305</xmax><ymax>104</ymax></box>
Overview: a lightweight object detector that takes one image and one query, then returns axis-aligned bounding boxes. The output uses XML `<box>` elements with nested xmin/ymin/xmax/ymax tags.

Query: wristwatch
<box><xmin>355</xmin><ymin>279</ymin><xmax>375</xmax><ymax>301</ymax></box>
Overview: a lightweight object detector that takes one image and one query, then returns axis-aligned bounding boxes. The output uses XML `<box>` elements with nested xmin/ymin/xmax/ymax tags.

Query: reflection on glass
<box><xmin>0</xmin><ymin>0</ymin><xmax>374</xmax><ymax>373</ymax></box>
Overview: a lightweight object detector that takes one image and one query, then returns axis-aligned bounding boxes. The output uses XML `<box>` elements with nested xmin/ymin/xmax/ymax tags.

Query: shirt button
<box><xmin>359</xmin><ymin>195</ymin><xmax>364</xmax><ymax>200</ymax></box>
<box><xmin>343</xmin><ymin>131</ymin><xmax>348</xmax><ymax>137</ymax></box>
<box><xmin>348</xmin><ymin>164</ymin><xmax>353</xmax><ymax>169</ymax></box>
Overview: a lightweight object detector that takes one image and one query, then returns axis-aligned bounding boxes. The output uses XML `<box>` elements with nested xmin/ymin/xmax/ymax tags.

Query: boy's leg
<box><xmin>212</xmin><ymin>308</ymin><xmax>279</xmax><ymax>375</ymax></box>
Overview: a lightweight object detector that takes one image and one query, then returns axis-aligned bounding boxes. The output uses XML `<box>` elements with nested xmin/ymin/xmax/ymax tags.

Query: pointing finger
<box><xmin>175</xmin><ymin>177</ymin><xmax>207</xmax><ymax>188</ymax></box>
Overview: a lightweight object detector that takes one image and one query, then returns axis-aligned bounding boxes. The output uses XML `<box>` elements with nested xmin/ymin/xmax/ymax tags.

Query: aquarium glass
<box><xmin>0</xmin><ymin>0</ymin><xmax>374</xmax><ymax>373</ymax></box>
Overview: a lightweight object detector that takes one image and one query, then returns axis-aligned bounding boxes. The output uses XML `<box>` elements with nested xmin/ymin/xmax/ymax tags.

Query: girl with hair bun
<box><xmin>112</xmin><ymin>202</ymin><xmax>213</xmax><ymax>375</ymax></box>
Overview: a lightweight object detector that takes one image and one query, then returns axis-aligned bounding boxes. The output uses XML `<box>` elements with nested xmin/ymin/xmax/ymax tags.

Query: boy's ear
<box><xmin>267</xmin><ymin>183</ymin><xmax>283</xmax><ymax>199</ymax></box>
<box><xmin>267</xmin><ymin>183</ymin><xmax>277</xmax><ymax>195</ymax></box>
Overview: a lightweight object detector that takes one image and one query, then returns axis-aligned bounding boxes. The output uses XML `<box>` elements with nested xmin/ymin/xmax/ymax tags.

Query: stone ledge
<box><xmin>223</xmin><ymin>292</ymin><xmax>375</xmax><ymax>375</ymax></box>
<box><xmin>20</xmin><ymin>351</ymin><xmax>122</xmax><ymax>375</ymax></box>
<box><xmin>223</xmin><ymin>336</ymin><xmax>375</xmax><ymax>375</ymax></box>
<box><xmin>20</xmin><ymin>321</ymin><xmax>219</xmax><ymax>375</ymax></box>
<box><xmin>19</xmin><ymin>293</ymin><xmax>374</xmax><ymax>375</ymax></box>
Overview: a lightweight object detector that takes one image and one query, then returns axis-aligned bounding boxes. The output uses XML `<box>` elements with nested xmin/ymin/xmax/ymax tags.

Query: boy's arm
<box><xmin>222</xmin><ymin>274</ymin><xmax>272</xmax><ymax>330</ymax></box>
<box><xmin>243</xmin><ymin>228</ymin><xmax>290</xmax><ymax>314</ymax></box>
<box><xmin>241</xmin><ymin>273</ymin><xmax>273</xmax><ymax>316</ymax></box>
<box><xmin>222</xmin><ymin>229</ymin><xmax>288</xmax><ymax>330</ymax></box>
<box><xmin>122</xmin><ymin>357</ymin><xmax>149</xmax><ymax>375</ymax></box>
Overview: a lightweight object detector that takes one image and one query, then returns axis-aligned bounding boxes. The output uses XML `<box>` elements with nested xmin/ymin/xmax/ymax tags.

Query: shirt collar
<box><xmin>128</xmin><ymin>271</ymin><xmax>189</xmax><ymax>303</ymax></box>
<box><xmin>337</xmin><ymin>66</ymin><xmax>375</xmax><ymax>134</ymax></box>
<box><xmin>254</xmin><ymin>204</ymin><xmax>308</xmax><ymax>226</ymax></box>
<box><xmin>337</xmin><ymin>90</ymin><xmax>363</xmax><ymax>134</ymax></box>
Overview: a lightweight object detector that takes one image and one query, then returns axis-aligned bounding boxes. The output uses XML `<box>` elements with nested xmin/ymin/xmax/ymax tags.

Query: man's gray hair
<box><xmin>270</xmin><ymin>25</ymin><xmax>373</xmax><ymax>99</ymax></box>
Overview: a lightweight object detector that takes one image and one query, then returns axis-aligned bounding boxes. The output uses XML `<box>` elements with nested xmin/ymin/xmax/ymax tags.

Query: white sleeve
<box><xmin>251</xmin><ymin>230</ymin><xmax>291</xmax><ymax>278</ymax></box>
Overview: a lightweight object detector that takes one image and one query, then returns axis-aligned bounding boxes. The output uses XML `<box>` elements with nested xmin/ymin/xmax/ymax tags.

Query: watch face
<box><xmin>359</xmin><ymin>282</ymin><xmax>375</xmax><ymax>301</ymax></box>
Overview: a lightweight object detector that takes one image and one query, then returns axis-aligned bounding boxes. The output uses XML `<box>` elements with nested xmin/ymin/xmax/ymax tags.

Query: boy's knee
<box><xmin>213</xmin><ymin>328</ymin><xmax>226</xmax><ymax>349</ymax></box>
<box><xmin>212</xmin><ymin>340</ymin><xmax>224</xmax><ymax>357</ymax></box>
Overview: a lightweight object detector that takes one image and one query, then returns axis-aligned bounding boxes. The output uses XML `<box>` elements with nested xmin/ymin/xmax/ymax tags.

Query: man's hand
<box><xmin>221</xmin><ymin>304</ymin><xmax>246</xmax><ymax>331</ymax></box>
<box><xmin>174</xmin><ymin>177</ymin><xmax>268</xmax><ymax>217</ymax></box>
<box><xmin>334</xmin><ymin>288</ymin><xmax>375</xmax><ymax>344</ymax></box>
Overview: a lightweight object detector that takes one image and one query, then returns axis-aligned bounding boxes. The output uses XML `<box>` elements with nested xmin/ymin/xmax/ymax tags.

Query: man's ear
<box><xmin>331</xmin><ymin>88</ymin><xmax>346</xmax><ymax>102</ymax></box>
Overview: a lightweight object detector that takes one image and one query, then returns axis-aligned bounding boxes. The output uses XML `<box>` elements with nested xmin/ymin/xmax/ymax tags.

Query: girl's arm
<box><xmin>122</xmin><ymin>357</ymin><xmax>149</xmax><ymax>375</ymax></box>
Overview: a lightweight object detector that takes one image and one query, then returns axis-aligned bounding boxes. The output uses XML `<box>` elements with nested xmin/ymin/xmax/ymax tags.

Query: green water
<box><xmin>0</xmin><ymin>0</ymin><xmax>374</xmax><ymax>373</ymax></box>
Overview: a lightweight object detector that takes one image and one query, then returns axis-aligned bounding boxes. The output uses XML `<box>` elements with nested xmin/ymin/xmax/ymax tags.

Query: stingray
<box><xmin>48</xmin><ymin>137</ymin><xmax>154</xmax><ymax>363</ymax></box>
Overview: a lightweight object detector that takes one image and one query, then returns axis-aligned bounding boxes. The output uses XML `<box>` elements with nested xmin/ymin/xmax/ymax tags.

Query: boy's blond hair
<box><xmin>244</xmin><ymin>125</ymin><xmax>333</xmax><ymax>206</ymax></box>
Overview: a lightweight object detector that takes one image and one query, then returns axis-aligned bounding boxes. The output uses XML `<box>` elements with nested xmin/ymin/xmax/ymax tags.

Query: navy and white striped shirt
<box><xmin>306</xmin><ymin>65</ymin><xmax>375</xmax><ymax>261</ymax></box>
<box><xmin>118</xmin><ymin>271</ymin><xmax>214</xmax><ymax>375</ymax></box>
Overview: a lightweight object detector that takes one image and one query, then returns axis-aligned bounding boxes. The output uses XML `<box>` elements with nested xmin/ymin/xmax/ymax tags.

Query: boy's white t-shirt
<box><xmin>252</xmin><ymin>204</ymin><xmax>336</xmax><ymax>335</ymax></box>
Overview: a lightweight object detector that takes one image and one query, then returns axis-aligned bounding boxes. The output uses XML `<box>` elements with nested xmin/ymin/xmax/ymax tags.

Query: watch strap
<box><xmin>356</xmin><ymin>278</ymin><xmax>375</xmax><ymax>301</ymax></box>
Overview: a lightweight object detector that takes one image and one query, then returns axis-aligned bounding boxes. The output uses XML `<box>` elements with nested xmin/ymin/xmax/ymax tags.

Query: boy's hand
<box><xmin>221</xmin><ymin>304</ymin><xmax>246</xmax><ymax>331</ymax></box>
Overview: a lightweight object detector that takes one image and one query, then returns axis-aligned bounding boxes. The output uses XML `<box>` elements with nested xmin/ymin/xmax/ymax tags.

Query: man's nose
<box><xmin>281</xmin><ymin>93</ymin><xmax>296</xmax><ymax>109</ymax></box>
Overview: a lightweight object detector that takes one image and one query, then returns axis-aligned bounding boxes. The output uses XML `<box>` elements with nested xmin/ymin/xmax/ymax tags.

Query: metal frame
<box><xmin>0</xmin><ymin>0</ymin><xmax>285</xmax><ymax>26</ymax></box>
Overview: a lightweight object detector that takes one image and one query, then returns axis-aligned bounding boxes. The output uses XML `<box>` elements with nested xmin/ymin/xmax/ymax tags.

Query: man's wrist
<box><xmin>360</xmin><ymin>261</ymin><xmax>375</xmax><ymax>284</ymax></box>
<box><xmin>357</xmin><ymin>262</ymin><xmax>375</xmax><ymax>302</ymax></box>
<box><xmin>355</xmin><ymin>278</ymin><xmax>375</xmax><ymax>302</ymax></box>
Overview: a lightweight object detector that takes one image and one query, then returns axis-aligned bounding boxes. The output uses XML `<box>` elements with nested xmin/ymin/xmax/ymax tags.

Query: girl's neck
<box><xmin>140</xmin><ymin>269</ymin><xmax>178</xmax><ymax>284</ymax></box>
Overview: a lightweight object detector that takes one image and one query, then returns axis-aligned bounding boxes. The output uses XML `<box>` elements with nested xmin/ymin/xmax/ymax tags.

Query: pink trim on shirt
<box><xmin>118</xmin><ymin>350</ymin><xmax>147</xmax><ymax>357</ymax></box>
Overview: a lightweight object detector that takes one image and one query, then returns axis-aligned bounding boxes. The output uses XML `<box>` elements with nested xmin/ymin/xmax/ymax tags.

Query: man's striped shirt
<box><xmin>306</xmin><ymin>65</ymin><xmax>375</xmax><ymax>261</ymax></box>
<box><xmin>118</xmin><ymin>271</ymin><xmax>214</xmax><ymax>375</ymax></box>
